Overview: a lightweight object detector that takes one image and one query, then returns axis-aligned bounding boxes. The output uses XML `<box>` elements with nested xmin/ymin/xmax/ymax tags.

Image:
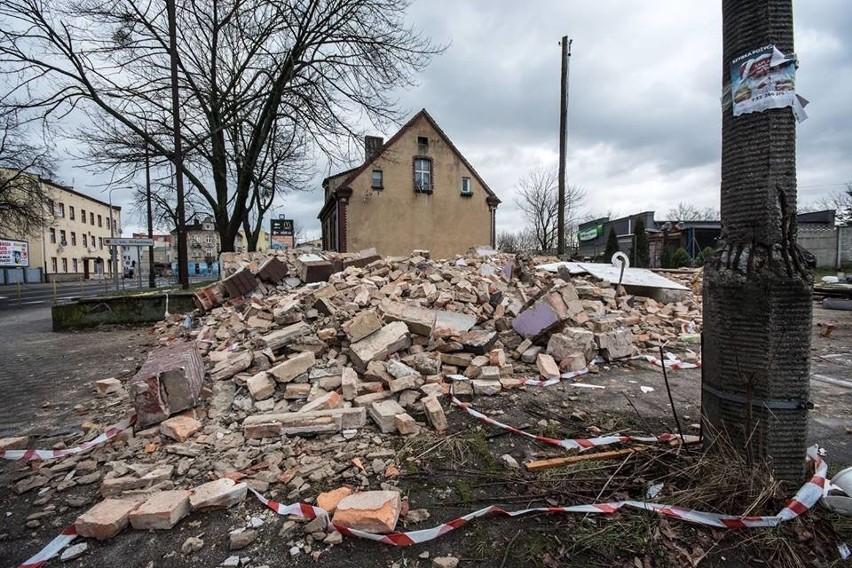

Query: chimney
<box><xmin>364</xmin><ymin>136</ymin><xmax>383</xmax><ymax>160</ymax></box>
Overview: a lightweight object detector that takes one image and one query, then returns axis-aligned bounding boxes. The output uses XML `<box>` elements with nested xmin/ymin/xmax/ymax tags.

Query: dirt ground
<box><xmin>1</xmin><ymin>303</ymin><xmax>851</xmax><ymax>568</ymax></box>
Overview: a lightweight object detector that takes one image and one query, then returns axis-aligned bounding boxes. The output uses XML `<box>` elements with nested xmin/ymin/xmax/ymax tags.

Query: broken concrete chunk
<box><xmin>512</xmin><ymin>299</ymin><xmax>560</xmax><ymax>339</ymax></box>
<box><xmin>246</xmin><ymin>372</ymin><xmax>276</xmax><ymax>401</ymax></box>
<box><xmin>341</xmin><ymin>367</ymin><xmax>358</xmax><ymax>401</ymax></box>
<box><xmin>269</xmin><ymin>351</ymin><xmax>316</xmax><ymax>383</ymax></box>
<box><xmin>385</xmin><ymin>359</ymin><xmax>419</xmax><ymax>380</ymax></box>
<box><xmin>536</xmin><ymin>353</ymin><xmax>560</xmax><ymax>379</ymax></box>
<box><xmin>75</xmin><ymin>499</ymin><xmax>139</xmax><ymax>541</ymax></box>
<box><xmin>129</xmin><ymin>490</ymin><xmax>191</xmax><ymax>530</ymax></box>
<box><xmin>160</xmin><ymin>415</ymin><xmax>202</xmax><ymax>442</ymax></box>
<box><xmin>345</xmin><ymin>309</ymin><xmax>383</xmax><ymax>343</ymax></box>
<box><xmin>434</xmin><ymin>310</ymin><xmax>477</xmax><ymax>334</ymax></box>
<box><xmin>256</xmin><ymin>256</ymin><xmax>288</xmax><ymax>283</ymax></box>
<box><xmin>210</xmin><ymin>351</ymin><xmax>253</xmax><ymax>381</ymax></box>
<box><xmin>471</xmin><ymin>379</ymin><xmax>502</xmax><ymax>396</ymax></box>
<box><xmin>95</xmin><ymin>378</ymin><xmax>122</xmax><ymax>395</ymax></box>
<box><xmin>368</xmin><ymin>399</ymin><xmax>406</xmax><ymax>433</ymax></box>
<box><xmin>189</xmin><ymin>478</ymin><xmax>247</xmax><ymax>511</ymax></box>
<box><xmin>349</xmin><ymin>321</ymin><xmax>411</xmax><ymax>373</ymax></box>
<box><xmin>130</xmin><ymin>343</ymin><xmax>204</xmax><ymax>428</ymax></box>
<box><xmin>332</xmin><ymin>491</ymin><xmax>401</xmax><ymax>534</ymax></box>
<box><xmin>261</xmin><ymin>321</ymin><xmax>312</xmax><ymax>353</ymax></box>
<box><xmin>242</xmin><ymin>407</ymin><xmax>366</xmax><ymax>438</ymax></box>
<box><xmin>422</xmin><ymin>396</ymin><xmax>448</xmax><ymax>431</ymax></box>
<box><xmin>221</xmin><ymin>267</ymin><xmax>259</xmax><ymax>298</ymax></box>
<box><xmin>596</xmin><ymin>328</ymin><xmax>635</xmax><ymax>361</ymax></box>
<box><xmin>381</xmin><ymin>301</ymin><xmax>436</xmax><ymax>336</ymax></box>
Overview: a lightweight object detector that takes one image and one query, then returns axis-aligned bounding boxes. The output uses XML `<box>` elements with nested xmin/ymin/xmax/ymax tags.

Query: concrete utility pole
<box><xmin>557</xmin><ymin>37</ymin><xmax>572</xmax><ymax>257</ymax></box>
<box><xmin>167</xmin><ymin>0</ymin><xmax>189</xmax><ymax>290</ymax></box>
<box><xmin>145</xmin><ymin>142</ymin><xmax>155</xmax><ymax>289</ymax></box>
<box><xmin>702</xmin><ymin>0</ymin><xmax>812</xmax><ymax>482</ymax></box>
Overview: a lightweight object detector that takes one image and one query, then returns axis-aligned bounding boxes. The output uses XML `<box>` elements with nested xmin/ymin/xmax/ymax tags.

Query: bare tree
<box><xmin>514</xmin><ymin>166</ymin><xmax>585</xmax><ymax>252</ymax></box>
<box><xmin>804</xmin><ymin>185</ymin><xmax>852</xmax><ymax>225</ymax></box>
<box><xmin>0</xmin><ymin>0</ymin><xmax>443</xmax><ymax>251</ymax></box>
<box><xmin>666</xmin><ymin>202</ymin><xmax>720</xmax><ymax>221</ymax></box>
<box><xmin>0</xmin><ymin>113</ymin><xmax>54</xmax><ymax>235</ymax></box>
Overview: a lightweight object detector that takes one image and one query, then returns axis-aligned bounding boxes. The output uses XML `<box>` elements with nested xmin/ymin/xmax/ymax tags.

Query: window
<box><xmin>90</xmin><ymin>212</ymin><xmax>94</xmax><ymax>224</ymax></box>
<box><xmin>461</xmin><ymin>177</ymin><xmax>472</xmax><ymax>195</ymax></box>
<box><xmin>81</xmin><ymin>209</ymin><xmax>86</xmax><ymax>224</ymax></box>
<box><xmin>72</xmin><ymin>259</ymin><xmax>78</xmax><ymax>272</ymax></box>
<box><xmin>59</xmin><ymin>230</ymin><xmax>67</xmax><ymax>246</ymax></box>
<box><xmin>47</xmin><ymin>199</ymin><xmax>54</xmax><ymax>214</ymax></box>
<box><xmin>69</xmin><ymin>206</ymin><xmax>75</xmax><ymax>220</ymax></box>
<box><xmin>61</xmin><ymin>258</ymin><xmax>68</xmax><ymax>272</ymax></box>
<box><xmin>417</xmin><ymin>136</ymin><xmax>429</xmax><ymax>154</ymax></box>
<box><xmin>82</xmin><ymin>234</ymin><xmax>87</xmax><ymax>247</ymax></box>
<box><xmin>97</xmin><ymin>215</ymin><xmax>102</xmax><ymax>227</ymax></box>
<box><xmin>371</xmin><ymin>170</ymin><xmax>383</xmax><ymax>189</ymax></box>
<box><xmin>49</xmin><ymin>228</ymin><xmax>56</xmax><ymax>244</ymax></box>
<box><xmin>99</xmin><ymin>237</ymin><xmax>103</xmax><ymax>249</ymax></box>
<box><xmin>70</xmin><ymin>232</ymin><xmax>77</xmax><ymax>246</ymax></box>
<box><xmin>413</xmin><ymin>158</ymin><xmax>432</xmax><ymax>192</ymax></box>
<box><xmin>51</xmin><ymin>257</ymin><xmax>57</xmax><ymax>272</ymax></box>
<box><xmin>205</xmin><ymin>234</ymin><xmax>213</xmax><ymax>245</ymax></box>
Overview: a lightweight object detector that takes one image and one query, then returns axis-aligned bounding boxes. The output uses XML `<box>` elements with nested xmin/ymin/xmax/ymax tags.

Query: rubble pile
<box><xmin>6</xmin><ymin>249</ymin><xmax>704</xmax><ymax>561</ymax></box>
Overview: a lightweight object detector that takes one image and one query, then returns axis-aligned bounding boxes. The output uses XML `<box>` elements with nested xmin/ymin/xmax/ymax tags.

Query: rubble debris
<box><xmin>129</xmin><ymin>490</ymin><xmax>192</xmax><ymax>530</ymax></box>
<box><xmin>95</xmin><ymin>378</ymin><xmax>122</xmax><ymax>395</ymax></box>
<box><xmin>129</xmin><ymin>343</ymin><xmax>204</xmax><ymax>427</ymax></box>
<box><xmin>159</xmin><ymin>415</ymin><xmax>202</xmax><ymax>442</ymax></box>
<box><xmin>189</xmin><ymin>478</ymin><xmax>247</xmax><ymax>511</ymax></box>
<box><xmin>332</xmin><ymin>490</ymin><xmax>402</xmax><ymax>533</ymax></box>
<box><xmin>75</xmin><ymin>499</ymin><xmax>140</xmax><ymax>540</ymax></box>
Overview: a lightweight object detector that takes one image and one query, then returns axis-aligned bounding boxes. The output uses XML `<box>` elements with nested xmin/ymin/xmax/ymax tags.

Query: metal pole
<box><xmin>168</xmin><ymin>0</ymin><xmax>189</xmax><ymax>290</ymax></box>
<box><xmin>557</xmin><ymin>37</ymin><xmax>572</xmax><ymax>257</ymax></box>
<box><xmin>108</xmin><ymin>190</ymin><xmax>117</xmax><ymax>292</ymax></box>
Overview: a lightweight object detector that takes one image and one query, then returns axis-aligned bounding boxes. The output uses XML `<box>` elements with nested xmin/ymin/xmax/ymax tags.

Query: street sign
<box><xmin>104</xmin><ymin>238</ymin><xmax>155</xmax><ymax>247</ymax></box>
<box><xmin>270</xmin><ymin>218</ymin><xmax>294</xmax><ymax>236</ymax></box>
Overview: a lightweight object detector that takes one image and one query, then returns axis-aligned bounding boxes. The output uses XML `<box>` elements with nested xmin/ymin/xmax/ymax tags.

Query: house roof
<box><xmin>322</xmin><ymin>109</ymin><xmax>501</xmax><ymax>204</ymax></box>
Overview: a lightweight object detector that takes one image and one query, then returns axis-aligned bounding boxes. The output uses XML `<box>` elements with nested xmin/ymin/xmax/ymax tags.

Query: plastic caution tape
<box><xmin>18</xmin><ymin>525</ymin><xmax>78</xmax><ymax>568</ymax></box>
<box><xmin>638</xmin><ymin>353</ymin><xmax>701</xmax><ymax>369</ymax></box>
<box><xmin>1</xmin><ymin>415</ymin><xmax>135</xmax><ymax>462</ymax></box>
<box><xmin>250</xmin><ymin>445</ymin><xmax>826</xmax><ymax>545</ymax></box>
<box><xmin>451</xmin><ymin>394</ymin><xmax>678</xmax><ymax>450</ymax></box>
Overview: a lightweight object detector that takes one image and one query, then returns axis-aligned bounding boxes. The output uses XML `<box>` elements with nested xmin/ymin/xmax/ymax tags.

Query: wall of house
<box><xmin>344</xmin><ymin>116</ymin><xmax>493</xmax><ymax>259</ymax></box>
<box><xmin>798</xmin><ymin>226</ymin><xmax>838</xmax><ymax>269</ymax></box>
<box><xmin>839</xmin><ymin>226</ymin><xmax>852</xmax><ymax>269</ymax></box>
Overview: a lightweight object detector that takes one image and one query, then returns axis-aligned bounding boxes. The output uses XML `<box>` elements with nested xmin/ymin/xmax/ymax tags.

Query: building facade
<box><xmin>0</xmin><ymin>171</ymin><xmax>122</xmax><ymax>282</ymax></box>
<box><xmin>171</xmin><ymin>216</ymin><xmax>220</xmax><ymax>277</ymax></box>
<box><xmin>318</xmin><ymin>109</ymin><xmax>501</xmax><ymax>258</ymax></box>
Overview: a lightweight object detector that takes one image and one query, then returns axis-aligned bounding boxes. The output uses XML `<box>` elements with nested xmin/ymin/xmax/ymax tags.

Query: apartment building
<box><xmin>0</xmin><ymin>171</ymin><xmax>122</xmax><ymax>282</ymax></box>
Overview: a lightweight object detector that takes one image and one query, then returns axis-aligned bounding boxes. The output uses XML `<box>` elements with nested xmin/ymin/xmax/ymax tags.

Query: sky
<box><xmin>53</xmin><ymin>0</ymin><xmax>852</xmax><ymax>240</ymax></box>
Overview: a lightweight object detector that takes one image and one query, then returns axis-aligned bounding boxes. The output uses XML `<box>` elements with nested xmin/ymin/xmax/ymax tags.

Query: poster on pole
<box><xmin>0</xmin><ymin>238</ymin><xmax>29</xmax><ymax>267</ymax></box>
<box><xmin>731</xmin><ymin>44</ymin><xmax>807</xmax><ymax>122</ymax></box>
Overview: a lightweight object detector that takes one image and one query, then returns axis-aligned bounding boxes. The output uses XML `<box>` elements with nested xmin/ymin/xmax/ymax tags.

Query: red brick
<box><xmin>75</xmin><ymin>499</ymin><xmax>140</xmax><ymax>540</ymax></box>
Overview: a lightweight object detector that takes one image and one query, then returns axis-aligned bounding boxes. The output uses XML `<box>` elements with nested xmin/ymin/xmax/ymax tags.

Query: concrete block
<box><xmin>129</xmin><ymin>490</ymin><xmax>191</xmax><ymax>530</ymax></box>
<box><xmin>332</xmin><ymin>491</ymin><xmax>401</xmax><ymax>534</ymax></box>
<box><xmin>189</xmin><ymin>478</ymin><xmax>247</xmax><ymax>511</ymax></box>
<box><xmin>368</xmin><ymin>399</ymin><xmax>406</xmax><ymax>433</ymax></box>
<box><xmin>159</xmin><ymin>415</ymin><xmax>202</xmax><ymax>442</ymax></box>
<box><xmin>349</xmin><ymin>321</ymin><xmax>411</xmax><ymax>372</ymax></box>
<box><xmin>460</xmin><ymin>330</ymin><xmax>497</xmax><ymax>355</ymax></box>
<box><xmin>256</xmin><ymin>257</ymin><xmax>288</xmax><ymax>283</ymax></box>
<box><xmin>75</xmin><ymin>499</ymin><xmax>139</xmax><ymax>540</ymax></box>
<box><xmin>381</xmin><ymin>301</ymin><xmax>436</xmax><ymax>336</ymax></box>
<box><xmin>345</xmin><ymin>309</ymin><xmax>383</xmax><ymax>343</ymax></box>
<box><xmin>596</xmin><ymin>328</ymin><xmax>635</xmax><ymax>360</ymax></box>
<box><xmin>242</xmin><ymin>407</ymin><xmax>366</xmax><ymax>438</ymax></box>
<box><xmin>536</xmin><ymin>353</ymin><xmax>560</xmax><ymax>379</ymax></box>
<box><xmin>246</xmin><ymin>372</ymin><xmax>275</xmax><ymax>401</ymax></box>
<box><xmin>130</xmin><ymin>343</ymin><xmax>204</xmax><ymax>428</ymax></box>
<box><xmin>261</xmin><ymin>321</ymin><xmax>312</xmax><ymax>353</ymax></box>
<box><xmin>341</xmin><ymin>367</ymin><xmax>358</xmax><ymax>401</ymax></box>
<box><xmin>270</xmin><ymin>351</ymin><xmax>316</xmax><ymax>383</ymax></box>
<box><xmin>394</xmin><ymin>413</ymin><xmax>420</xmax><ymax>435</ymax></box>
<box><xmin>221</xmin><ymin>268</ymin><xmax>258</xmax><ymax>298</ymax></box>
<box><xmin>422</xmin><ymin>396</ymin><xmax>447</xmax><ymax>431</ymax></box>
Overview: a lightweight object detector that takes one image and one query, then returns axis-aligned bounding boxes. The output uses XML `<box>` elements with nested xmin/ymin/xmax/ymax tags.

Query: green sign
<box><xmin>578</xmin><ymin>224</ymin><xmax>603</xmax><ymax>242</ymax></box>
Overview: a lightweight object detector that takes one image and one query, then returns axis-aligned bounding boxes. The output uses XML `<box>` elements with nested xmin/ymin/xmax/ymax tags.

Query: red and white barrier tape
<box><xmin>451</xmin><ymin>394</ymin><xmax>678</xmax><ymax>450</ymax></box>
<box><xmin>250</xmin><ymin>445</ymin><xmax>826</xmax><ymax>545</ymax></box>
<box><xmin>1</xmin><ymin>415</ymin><xmax>135</xmax><ymax>462</ymax></box>
<box><xmin>18</xmin><ymin>525</ymin><xmax>78</xmax><ymax>568</ymax></box>
<box><xmin>637</xmin><ymin>353</ymin><xmax>701</xmax><ymax>369</ymax></box>
<box><xmin>519</xmin><ymin>352</ymin><xmax>699</xmax><ymax>389</ymax></box>
<box><xmin>19</xmin><ymin>448</ymin><xmax>825</xmax><ymax>565</ymax></box>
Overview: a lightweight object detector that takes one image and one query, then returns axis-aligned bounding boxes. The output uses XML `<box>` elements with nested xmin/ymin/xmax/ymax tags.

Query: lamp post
<box><xmin>107</xmin><ymin>187</ymin><xmax>120</xmax><ymax>291</ymax></box>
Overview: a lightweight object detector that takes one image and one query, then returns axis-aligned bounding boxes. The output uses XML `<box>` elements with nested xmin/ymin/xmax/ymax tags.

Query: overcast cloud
<box><xmin>54</xmin><ymin>1</ymin><xmax>852</xmax><ymax>240</ymax></box>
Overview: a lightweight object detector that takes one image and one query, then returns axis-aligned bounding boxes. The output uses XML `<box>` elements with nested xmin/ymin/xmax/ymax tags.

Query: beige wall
<box><xmin>345</xmin><ymin>116</ymin><xmax>494</xmax><ymax>259</ymax></box>
<box><xmin>2</xmin><ymin>176</ymin><xmax>122</xmax><ymax>280</ymax></box>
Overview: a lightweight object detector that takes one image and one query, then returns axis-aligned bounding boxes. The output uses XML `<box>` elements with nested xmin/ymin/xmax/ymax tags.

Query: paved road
<box><xmin>0</xmin><ymin>306</ymin><xmax>155</xmax><ymax>438</ymax></box>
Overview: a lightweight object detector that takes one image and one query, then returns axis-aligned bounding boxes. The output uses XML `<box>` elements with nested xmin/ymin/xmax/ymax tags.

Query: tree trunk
<box><xmin>702</xmin><ymin>0</ymin><xmax>813</xmax><ymax>482</ymax></box>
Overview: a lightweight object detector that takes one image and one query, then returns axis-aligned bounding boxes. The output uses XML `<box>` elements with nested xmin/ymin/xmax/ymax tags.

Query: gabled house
<box><xmin>318</xmin><ymin>109</ymin><xmax>501</xmax><ymax>258</ymax></box>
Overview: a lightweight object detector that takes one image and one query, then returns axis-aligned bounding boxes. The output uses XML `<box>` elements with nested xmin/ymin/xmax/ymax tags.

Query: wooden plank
<box><xmin>524</xmin><ymin>446</ymin><xmax>645</xmax><ymax>472</ymax></box>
